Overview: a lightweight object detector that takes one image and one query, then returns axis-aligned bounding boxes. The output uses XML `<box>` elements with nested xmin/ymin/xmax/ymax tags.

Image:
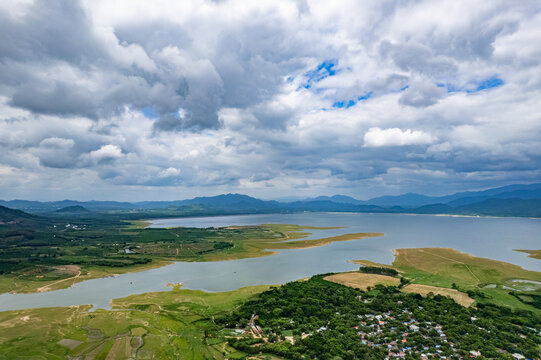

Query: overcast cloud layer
<box><xmin>1</xmin><ymin>0</ymin><xmax>540</xmax><ymax>201</ymax></box>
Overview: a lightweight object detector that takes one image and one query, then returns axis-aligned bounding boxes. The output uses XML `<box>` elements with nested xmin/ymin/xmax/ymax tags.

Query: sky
<box><xmin>1</xmin><ymin>0</ymin><xmax>540</xmax><ymax>201</ymax></box>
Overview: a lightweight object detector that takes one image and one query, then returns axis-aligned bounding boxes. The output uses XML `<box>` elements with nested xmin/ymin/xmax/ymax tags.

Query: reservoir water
<box><xmin>1</xmin><ymin>212</ymin><xmax>540</xmax><ymax>312</ymax></box>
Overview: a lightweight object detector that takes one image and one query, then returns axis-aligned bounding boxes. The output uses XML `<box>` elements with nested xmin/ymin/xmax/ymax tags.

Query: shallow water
<box><xmin>1</xmin><ymin>212</ymin><xmax>539</xmax><ymax>312</ymax></box>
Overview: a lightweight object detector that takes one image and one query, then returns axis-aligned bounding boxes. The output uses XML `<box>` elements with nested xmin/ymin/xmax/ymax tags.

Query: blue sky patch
<box><xmin>358</xmin><ymin>91</ymin><xmax>373</xmax><ymax>101</ymax></box>
<box><xmin>470</xmin><ymin>76</ymin><xmax>504</xmax><ymax>92</ymax></box>
<box><xmin>332</xmin><ymin>91</ymin><xmax>373</xmax><ymax>108</ymax></box>
<box><xmin>141</xmin><ymin>107</ymin><xmax>159</xmax><ymax>119</ymax></box>
<box><xmin>441</xmin><ymin>76</ymin><xmax>504</xmax><ymax>94</ymax></box>
<box><xmin>332</xmin><ymin>100</ymin><xmax>347</xmax><ymax>108</ymax></box>
<box><xmin>301</xmin><ymin>59</ymin><xmax>337</xmax><ymax>89</ymax></box>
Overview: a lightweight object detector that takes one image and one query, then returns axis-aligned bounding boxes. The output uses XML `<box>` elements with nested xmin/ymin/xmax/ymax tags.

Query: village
<box><xmin>239</xmin><ymin>309</ymin><xmax>462</xmax><ymax>359</ymax></box>
<box><xmin>237</xmin><ymin>295</ymin><xmax>531</xmax><ymax>360</ymax></box>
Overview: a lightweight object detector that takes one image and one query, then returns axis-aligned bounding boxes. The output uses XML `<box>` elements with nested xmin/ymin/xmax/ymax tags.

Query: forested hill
<box><xmin>0</xmin><ymin>206</ymin><xmax>46</xmax><ymax>228</ymax></box>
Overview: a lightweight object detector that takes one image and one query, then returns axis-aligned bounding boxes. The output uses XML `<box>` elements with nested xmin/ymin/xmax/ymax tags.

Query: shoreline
<box><xmin>2</xmin><ymin>246</ymin><xmax>540</xmax><ymax>314</ymax></box>
<box><xmin>1</xmin><ymin>226</ymin><xmax>381</xmax><ymax>296</ymax></box>
<box><xmin>3</xmin><ymin>214</ymin><xmax>539</xmax><ymax>299</ymax></box>
<box><xmin>5</xmin><ymin>259</ymin><xmax>174</xmax><ymax>295</ymax></box>
<box><xmin>514</xmin><ymin>249</ymin><xmax>541</xmax><ymax>260</ymax></box>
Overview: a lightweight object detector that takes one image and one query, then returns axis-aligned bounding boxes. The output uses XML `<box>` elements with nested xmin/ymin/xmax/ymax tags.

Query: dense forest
<box><xmin>219</xmin><ymin>277</ymin><xmax>540</xmax><ymax>359</ymax></box>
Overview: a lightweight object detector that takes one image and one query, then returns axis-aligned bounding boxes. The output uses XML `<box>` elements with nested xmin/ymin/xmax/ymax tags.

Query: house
<box><xmin>512</xmin><ymin>354</ymin><xmax>525</xmax><ymax>360</ymax></box>
<box><xmin>469</xmin><ymin>350</ymin><xmax>481</xmax><ymax>358</ymax></box>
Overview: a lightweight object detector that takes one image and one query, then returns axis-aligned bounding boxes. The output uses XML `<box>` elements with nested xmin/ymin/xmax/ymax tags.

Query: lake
<box><xmin>1</xmin><ymin>212</ymin><xmax>540</xmax><ymax>312</ymax></box>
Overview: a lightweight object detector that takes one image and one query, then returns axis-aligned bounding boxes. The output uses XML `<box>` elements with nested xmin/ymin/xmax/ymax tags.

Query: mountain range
<box><xmin>1</xmin><ymin>183</ymin><xmax>540</xmax><ymax>218</ymax></box>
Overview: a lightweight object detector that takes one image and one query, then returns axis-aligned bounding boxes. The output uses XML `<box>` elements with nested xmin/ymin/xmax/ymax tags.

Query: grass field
<box><xmin>353</xmin><ymin>247</ymin><xmax>541</xmax><ymax>313</ymax></box>
<box><xmin>392</xmin><ymin>248</ymin><xmax>541</xmax><ymax>288</ymax></box>
<box><xmin>324</xmin><ymin>269</ymin><xmax>474</xmax><ymax>307</ymax></box>
<box><xmin>0</xmin><ymin>285</ymin><xmax>271</xmax><ymax>360</ymax></box>
<box><xmin>401</xmin><ymin>284</ymin><xmax>474</xmax><ymax>307</ymax></box>
<box><xmin>324</xmin><ymin>272</ymin><xmax>400</xmax><ymax>290</ymax></box>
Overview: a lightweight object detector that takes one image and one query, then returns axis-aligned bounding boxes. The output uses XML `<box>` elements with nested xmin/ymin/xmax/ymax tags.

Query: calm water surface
<box><xmin>1</xmin><ymin>212</ymin><xmax>539</xmax><ymax>311</ymax></box>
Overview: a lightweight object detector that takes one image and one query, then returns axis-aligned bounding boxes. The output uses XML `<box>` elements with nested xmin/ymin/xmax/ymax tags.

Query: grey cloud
<box><xmin>380</xmin><ymin>40</ymin><xmax>458</xmax><ymax>77</ymax></box>
<box><xmin>152</xmin><ymin>114</ymin><xmax>186</xmax><ymax>132</ymax></box>
<box><xmin>0</xmin><ymin>0</ymin><xmax>330</xmax><ymax>132</ymax></box>
<box><xmin>367</xmin><ymin>74</ymin><xmax>409</xmax><ymax>94</ymax></box>
<box><xmin>96</xmin><ymin>167</ymin><xmax>122</xmax><ymax>180</ymax></box>
<box><xmin>114</xmin><ymin>21</ymin><xmax>193</xmax><ymax>54</ymax></box>
<box><xmin>328</xmin><ymin>163</ymin><xmax>385</xmax><ymax>181</ymax></box>
<box><xmin>0</xmin><ymin>0</ymin><xmax>103</xmax><ymax>64</ymax></box>
<box><xmin>432</xmin><ymin>18</ymin><xmax>512</xmax><ymax>61</ymax></box>
<box><xmin>111</xmin><ymin>6</ymin><xmax>317</xmax><ymax>131</ymax></box>
<box><xmin>0</xmin><ymin>0</ymin><xmax>225</xmax><ymax>129</ymax></box>
<box><xmin>152</xmin><ymin>106</ymin><xmax>223</xmax><ymax>132</ymax></box>
<box><xmin>251</xmin><ymin>103</ymin><xmax>294</xmax><ymax>129</ymax></box>
<box><xmin>444</xmin><ymin>26</ymin><xmax>502</xmax><ymax>60</ymax></box>
<box><xmin>399</xmin><ymin>81</ymin><xmax>446</xmax><ymax>107</ymax></box>
<box><xmin>11</xmin><ymin>81</ymin><xmax>100</xmax><ymax>119</ymax></box>
<box><xmin>34</xmin><ymin>137</ymin><xmax>77</xmax><ymax>169</ymax></box>
<box><xmin>445</xmin><ymin>151</ymin><xmax>541</xmax><ymax>174</ymax></box>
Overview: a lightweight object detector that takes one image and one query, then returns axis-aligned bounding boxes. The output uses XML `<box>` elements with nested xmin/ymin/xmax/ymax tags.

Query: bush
<box><xmin>359</xmin><ymin>266</ymin><xmax>398</xmax><ymax>276</ymax></box>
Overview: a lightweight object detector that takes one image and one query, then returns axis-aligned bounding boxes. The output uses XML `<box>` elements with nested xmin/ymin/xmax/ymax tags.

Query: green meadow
<box><xmin>0</xmin><ymin>285</ymin><xmax>271</xmax><ymax>360</ymax></box>
<box><xmin>354</xmin><ymin>247</ymin><xmax>541</xmax><ymax>313</ymax></box>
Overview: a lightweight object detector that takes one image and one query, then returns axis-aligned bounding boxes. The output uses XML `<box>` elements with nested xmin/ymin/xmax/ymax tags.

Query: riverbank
<box><xmin>0</xmin><ymin>223</ymin><xmax>380</xmax><ymax>295</ymax></box>
<box><xmin>0</xmin><ymin>259</ymin><xmax>174</xmax><ymax>295</ymax></box>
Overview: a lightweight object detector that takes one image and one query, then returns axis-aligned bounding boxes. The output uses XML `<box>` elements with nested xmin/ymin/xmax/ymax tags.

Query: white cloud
<box><xmin>0</xmin><ymin>0</ymin><xmax>540</xmax><ymax>200</ymax></box>
<box><xmin>363</xmin><ymin>127</ymin><xmax>437</xmax><ymax>147</ymax></box>
<box><xmin>88</xmin><ymin>145</ymin><xmax>123</xmax><ymax>162</ymax></box>
<box><xmin>158</xmin><ymin>167</ymin><xmax>180</xmax><ymax>178</ymax></box>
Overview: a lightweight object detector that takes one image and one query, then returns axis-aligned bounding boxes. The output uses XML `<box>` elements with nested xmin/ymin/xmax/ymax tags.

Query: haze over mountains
<box><xmin>1</xmin><ymin>183</ymin><xmax>540</xmax><ymax>218</ymax></box>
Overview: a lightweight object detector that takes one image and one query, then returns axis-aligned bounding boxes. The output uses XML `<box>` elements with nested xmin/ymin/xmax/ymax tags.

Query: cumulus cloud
<box><xmin>364</xmin><ymin>128</ymin><xmax>436</xmax><ymax>147</ymax></box>
<box><xmin>87</xmin><ymin>145</ymin><xmax>123</xmax><ymax>164</ymax></box>
<box><xmin>0</xmin><ymin>0</ymin><xmax>540</xmax><ymax>200</ymax></box>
